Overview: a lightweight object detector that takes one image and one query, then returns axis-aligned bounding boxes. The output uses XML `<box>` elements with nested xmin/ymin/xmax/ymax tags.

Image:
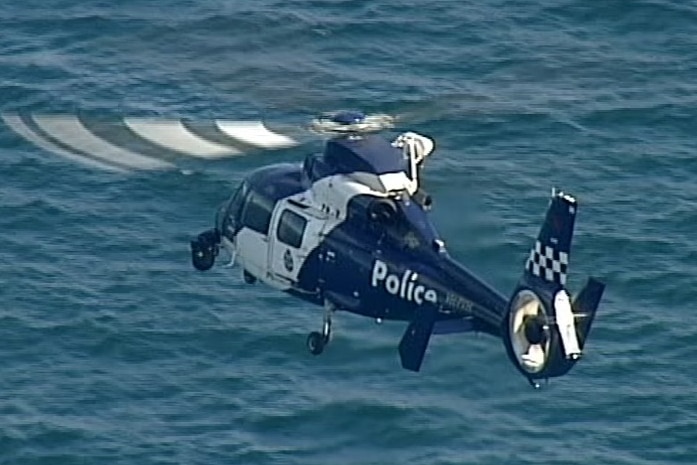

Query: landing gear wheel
<box><xmin>243</xmin><ymin>270</ymin><xmax>257</xmax><ymax>284</ymax></box>
<box><xmin>306</xmin><ymin>331</ymin><xmax>325</xmax><ymax>355</ymax></box>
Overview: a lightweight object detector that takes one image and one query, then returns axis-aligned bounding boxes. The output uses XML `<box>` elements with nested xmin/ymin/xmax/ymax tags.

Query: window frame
<box><xmin>277</xmin><ymin>209</ymin><xmax>307</xmax><ymax>248</ymax></box>
<box><xmin>240</xmin><ymin>191</ymin><xmax>274</xmax><ymax>235</ymax></box>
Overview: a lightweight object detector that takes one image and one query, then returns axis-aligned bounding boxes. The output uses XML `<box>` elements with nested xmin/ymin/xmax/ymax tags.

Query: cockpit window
<box><xmin>217</xmin><ymin>183</ymin><xmax>246</xmax><ymax>236</ymax></box>
<box><xmin>277</xmin><ymin>209</ymin><xmax>307</xmax><ymax>248</ymax></box>
<box><xmin>241</xmin><ymin>191</ymin><xmax>274</xmax><ymax>235</ymax></box>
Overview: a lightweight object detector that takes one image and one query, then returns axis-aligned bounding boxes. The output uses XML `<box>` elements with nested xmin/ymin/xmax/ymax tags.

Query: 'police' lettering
<box><xmin>371</xmin><ymin>259</ymin><xmax>437</xmax><ymax>305</ymax></box>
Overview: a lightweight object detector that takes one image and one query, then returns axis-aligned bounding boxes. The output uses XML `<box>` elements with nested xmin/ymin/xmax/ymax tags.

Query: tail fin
<box><xmin>503</xmin><ymin>189</ymin><xmax>604</xmax><ymax>385</ymax></box>
<box><xmin>524</xmin><ymin>188</ymin><xmax>577</xmax><ymax>288</ymax></box>
<box><xmin>572</xmin><ymin>277</ymin><xmax>605</xmax><ymax>351</ymax></box>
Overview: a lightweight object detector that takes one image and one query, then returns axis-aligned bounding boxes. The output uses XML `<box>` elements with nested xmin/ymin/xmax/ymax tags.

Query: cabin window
<box><xmin>277</xmin><ymin>209</ymin><xmax>307</xmax><ymax>248</ymax></box>
<box><xmin>241</xmin><ymin>192</ymin><xmax>274</xmax><ymax>235</ymax></box>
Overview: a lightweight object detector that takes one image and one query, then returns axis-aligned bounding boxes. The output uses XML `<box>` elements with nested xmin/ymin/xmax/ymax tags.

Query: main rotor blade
<box><xmin>123</xmin><ymin>118</ymin><xmax>242</xmax><ymax>159</ymax></box>
<box><xmin>2</xmin><ymin>113</ymin><xmax>302</xmax><ymax>172</ymax></box>
<box><xmin>215</xmin><ymin>120</ymin><xmax>297</xmax><ymax>149</ymax></box>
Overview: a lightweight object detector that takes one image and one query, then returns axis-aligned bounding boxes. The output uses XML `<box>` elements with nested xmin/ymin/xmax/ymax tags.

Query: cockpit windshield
<box><xmin>216</xmin><ymin>182</ymin><xmax>247</xmax><ymax>240</ymax></box>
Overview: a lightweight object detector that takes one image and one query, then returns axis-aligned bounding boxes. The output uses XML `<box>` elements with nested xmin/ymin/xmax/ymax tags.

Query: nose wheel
<box><xmin>306</xmin><ymin>304</ymin><xmax>333</xmax><ymax>355</ymax></box>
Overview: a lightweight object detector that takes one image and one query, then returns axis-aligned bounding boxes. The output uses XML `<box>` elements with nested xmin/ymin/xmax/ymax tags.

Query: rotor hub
<box><xmin>310</xmin><ymin>111</ymin><xmax>394</xmax><ymax>136</ymax></box>
<box><xmin>331</xmin><ymin>110</ymin><xmax>366</xmax><ymax>125</ymax></box>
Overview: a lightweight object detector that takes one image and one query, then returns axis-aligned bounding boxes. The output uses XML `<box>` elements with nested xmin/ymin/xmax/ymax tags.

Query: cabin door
<box><xmin>268</xmin><ymin>202</ymin><xmax>323</xmax><ymax>286</ymax></box>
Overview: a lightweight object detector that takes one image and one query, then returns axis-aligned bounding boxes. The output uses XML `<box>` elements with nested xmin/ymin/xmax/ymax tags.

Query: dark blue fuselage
<box><xmin>193</xmin><ymin>131</ymin><xmax>604</xmax><ymax>384</ymax></box>
<box><xmin>219</xmin><ymin>161</ymin><xmax>508</xmax><ymax>337</ymax></box>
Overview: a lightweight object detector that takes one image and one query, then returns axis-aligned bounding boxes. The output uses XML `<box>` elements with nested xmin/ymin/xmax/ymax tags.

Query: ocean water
<box><xmin>1</xmin><ymin>1</ymin><xmax>697</xmax><ymax>464</ymax></box>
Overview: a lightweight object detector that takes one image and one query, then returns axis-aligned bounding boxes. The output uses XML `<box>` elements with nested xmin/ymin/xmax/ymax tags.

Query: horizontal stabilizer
<box><xmin>398</xmin><ymin>307</ymin><xmax>438</xmax><ymax>372</ymax></box>
<box><xmin>432</xmin><ymin>317</ymin><xmax>475</xmax><ymax>335</ymax></box>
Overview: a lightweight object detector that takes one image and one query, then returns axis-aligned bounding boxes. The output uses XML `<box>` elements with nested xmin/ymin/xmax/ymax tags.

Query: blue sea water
<box><xmin>1</xmin><ymin>1</ymin><xmax>697</xmax><ymax>463</ymax></box>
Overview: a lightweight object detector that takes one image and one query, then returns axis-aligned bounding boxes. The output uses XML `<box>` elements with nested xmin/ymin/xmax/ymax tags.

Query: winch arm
<box><xmin>392</xmin><ymin>131</ymin><xmax>435</xmax><ymax>166</ymax></box>
<box><xmin>391</xmin><ymin>131</ymin><xmax>435</xmax><ymax>194</ymax></box>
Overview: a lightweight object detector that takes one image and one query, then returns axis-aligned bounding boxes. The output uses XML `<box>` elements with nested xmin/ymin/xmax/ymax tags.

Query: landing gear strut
<box><xmin>306</xmin><ymin>303</ymin><xmax>334</xmax><ymax>355</ymax></box>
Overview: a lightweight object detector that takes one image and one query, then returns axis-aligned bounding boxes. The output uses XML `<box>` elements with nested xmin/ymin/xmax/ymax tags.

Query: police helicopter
<box><xmin>187</xmin><ymin>110</ymin><xmax>606</xmax><ymax>388</ymax></box>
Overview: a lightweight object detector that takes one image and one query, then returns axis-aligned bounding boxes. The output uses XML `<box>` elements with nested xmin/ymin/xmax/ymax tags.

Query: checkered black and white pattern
<box><xmin>525</xmin><ymin>240</ymin><xmax>569</xmax><ymax>285</ymax></box>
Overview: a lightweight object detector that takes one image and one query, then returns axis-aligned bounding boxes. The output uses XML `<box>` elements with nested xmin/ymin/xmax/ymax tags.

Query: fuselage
<box><xmin>191</xmin><ymin>128</ymin><xmax>605</xmax><ymax>384</ymax></box>
<box><xmin>215</xmin><ymin>152</ymin><xmax>508</xmax><ymax>336</ymax></box>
